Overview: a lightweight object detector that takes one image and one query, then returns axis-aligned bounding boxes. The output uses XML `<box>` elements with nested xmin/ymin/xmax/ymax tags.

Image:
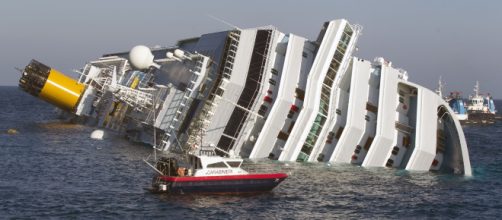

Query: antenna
<box><xmin>436</xmin><ymin>76</ymin><xmax>444</xmax><ymax>97</ymax></box>
<box><xmin>474</xmin><ymin>81</ymin><xmax>480</xmax><ymax>97</ymax></box>
<box><xmin>111</xmin><ymin>66</ymin><xmax>117</xmax><ymax>88</ymax></box>
<box><xmin>207</xmin><ymin>14</ymin><xmax>241</xmax><ymax>30</ymax></box>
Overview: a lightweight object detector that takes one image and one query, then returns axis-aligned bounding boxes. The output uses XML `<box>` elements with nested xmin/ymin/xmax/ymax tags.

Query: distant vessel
<box><xmin>465</xmin><ymin>81</ymin><xmax>498</xmax><ymax>124</ymax></box>
<box><xmin>17</xmin><ymin>19</ymin><xmax>472</xmax><ymax>175</ymax></box>
<box><xmin>437</xmin><ymin>77</ymin><xmax>468</xmax><ymax>121</ymax></box>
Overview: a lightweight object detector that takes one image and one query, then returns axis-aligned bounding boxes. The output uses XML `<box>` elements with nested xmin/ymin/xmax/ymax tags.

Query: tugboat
<box><xmin>465</xmin><ymin>81</ymin><xmax>497</xmax><ymax>124</ymax></box>
<box><xmin>145</xmin><ymin>146</ymin><xmax>288</xmax><ymax>194</ymax></box>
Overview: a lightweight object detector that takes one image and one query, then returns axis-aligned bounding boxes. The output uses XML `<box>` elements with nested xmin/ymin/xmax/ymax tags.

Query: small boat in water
<box><xmin>437</xmin><ymin>78</ymin><xmax>499</xmax><ymax>124</ymax></box>
<box><xmin>147</xmin><ymin>148</ymin><xmax>288</xmax><ymax>194</ymax></box>
<box><xmin>465</xmin><ymin>81</ymin><xmax>498</xmax><ymax>124</ymax></box>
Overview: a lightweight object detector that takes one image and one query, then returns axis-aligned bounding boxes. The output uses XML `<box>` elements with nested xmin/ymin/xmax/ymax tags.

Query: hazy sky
<box><xmin>1</xmin><ymin>0</ymin><xmax>501</xmax><ymax>97</ymax></box>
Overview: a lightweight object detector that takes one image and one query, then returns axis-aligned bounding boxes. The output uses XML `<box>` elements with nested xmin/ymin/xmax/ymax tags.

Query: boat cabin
<box><xmin>155</xmin><ymin>153</ymin><xmax>248</xmax><ymax>177</ymax></box>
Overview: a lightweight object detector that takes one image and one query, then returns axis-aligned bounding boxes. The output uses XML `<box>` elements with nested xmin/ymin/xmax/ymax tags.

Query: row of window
<box><xmin>298</xmin><ymin>25</ymin><xmax>354</xmax><ymax>160</ymax></box>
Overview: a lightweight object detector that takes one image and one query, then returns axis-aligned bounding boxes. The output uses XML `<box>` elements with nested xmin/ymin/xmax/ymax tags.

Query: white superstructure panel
<box><xmin>250</xmin><ymin>34</ymin><xmax>307</xmax><ymax>158</ymax></box>
<box><xmin>279</xmin><ymin>20</ymin><xmax>346</xmax><ymax>161</ymax></box>
<box><xmin>405</xmin><ymin>87</ymin><xmax>437</xmax><ymax>171</ymax></box>
<box><xmin>203</xmin><ymin>30</ymin><xmax>257</xmax><ymax>146</ymax></box>
<box><xmin>233</xmin><ymin>30</ymin><xmax>284</xmax><ymax>155</ymax></box>
<box><xmin>330</xmin><ymin>59</ymin><xmax>372</xmax><ymax>163</ymax></box>
<box><xmin>362</xmin><ymin>66</ymin><xmax>399</xmax><ymax>167</ymax></box>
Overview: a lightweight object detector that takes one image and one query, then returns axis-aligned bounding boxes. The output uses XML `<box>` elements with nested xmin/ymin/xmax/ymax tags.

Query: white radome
<box><xmin>174</xmin><ymin>49</ymin><xmax>185</xmax><ymax>59</ymax></box>
<box><xmin>166</xmin><ymin>52</ymin><xmax>175</xmax><ymax>59</ymax></box>
<box><xmin>129</xmin><ymin>45</ymin><xmax>155</xmax><ymax>69</ymax></box>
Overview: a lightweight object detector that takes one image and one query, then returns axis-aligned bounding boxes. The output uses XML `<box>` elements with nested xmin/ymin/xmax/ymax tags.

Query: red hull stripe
<box><xmin>159</xmin><ymin>173</ymin><xmax>288</xmax><ymax>182</ymax></box>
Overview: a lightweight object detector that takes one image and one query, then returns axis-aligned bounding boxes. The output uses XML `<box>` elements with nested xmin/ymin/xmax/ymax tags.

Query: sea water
<box><xmin>1</xmin><ymin>87</ymin><xmax>501</xmax><ymax>219</ymax></box>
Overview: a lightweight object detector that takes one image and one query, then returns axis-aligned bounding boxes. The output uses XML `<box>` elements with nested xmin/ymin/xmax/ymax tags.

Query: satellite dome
<box><xmin>129</xmin><ymin>45</ymin><xmax>155</xmax><ymax>70</ymax></box>
<box><xmin>174</xmin><ymin>49</ymin><xmax>185</xmax><ymax>59</ymax></box>
<box><xmin>166</xmin><ymin>52</ymin><xmax>175</xmax><ymax>59</ymax></box>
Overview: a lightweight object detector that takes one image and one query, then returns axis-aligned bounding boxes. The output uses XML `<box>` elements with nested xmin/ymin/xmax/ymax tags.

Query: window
<box><xmin>323</xmin><ymin>77</ymin><xmax>334</xmax><ymax>87</ymax></box>
<box><xmin>287</xmin><ymin>110</ymin><xmax>295</xmax><ymax>118</ymax></box>
<box><xmin>271</xmin><ymin>68</ymin><xmax>279</xmax><ymax>75</ymax></box>
<box><xmin>335</xmin><ymin>127</ymin><xmax>344</xmax><ymax>139</ymax></box>
<box><xmin>366</xmin><ymin>102</ymin><xmax>378</xmax><ymax>113</ymax></box>
<box><xmin>317</xmin><ymin>153</ymin><xmax>324</xmax><ymax>162</ymax></box>
<box><xmin>364</xmin><ymin>137</ymin><xmax>374</xmax><ymax>151</ymax></box>
<box><xmin>386</xmin><ymin>159</ymin><xmax>394</xmax><ymax>167</ymax></box>
<box><xmin>287</xmin><ymin>121</ymin><xmax>296</xmax><ymax>133</ymax></box>
<box><xmin>226</xmin><ymin>161</ymin><xmax>242</xmax><ymax>168</ymax></box>
<box><xmin>402</xmin><ymin>135</ymin><xmax>410</xmax><ymax>147</ymax></box>
<box><xmin>295</xmin><ymin>88</ymin><xmax>305</xmax><ymax>101</ymax></box>
<box><xmin>302</xmin><ymin>52</ymin><xmax>308</xmax><ymax>58</ymax></box>
<box><xmin>392</xmin><ymin>146</ymin><xmax>399</xmax><ymax>155</ymax></box>
<box><xmin>399</xmin><ymin>96</ymin><xmax>405</xmax><ymax>103</ymax></box>
<box><xmin>258</xmin><ymin>105</ymin><xmax>268</xmax><ymax>116</ymax></box>
<box><xmin>327</xmin><ymin>132</ymin><xmax>335</xmax><ymax>139</ymax></box>
<box><xmin>215</xmin><ymin>87</ymin><xmax>225</xmax><ymax>97</ymax></box>
<box><xmin>277</xmin><ymin>131</ymin><xmax>289</xmax><ymax>141</ymax></box>
<box><xmin>269</xmin><ymin>79</ymin><xmax>276</xmax><ymax>86</ymax></box>
<box><xmin>333</xmin><ymin>50</ymin><xmax>344</xmax><ymax>63</ymax></box>
<box><xmin>207</xmin><ymin>162</ymin><xmax>228</xmax><ymax>168</ymax></box>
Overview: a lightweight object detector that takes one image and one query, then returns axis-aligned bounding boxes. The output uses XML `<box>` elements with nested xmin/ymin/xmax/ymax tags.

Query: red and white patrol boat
<box><xmin>149</xmin><ymin>149</ymin><xmax>288</xmax><ymax>194</ymax></box>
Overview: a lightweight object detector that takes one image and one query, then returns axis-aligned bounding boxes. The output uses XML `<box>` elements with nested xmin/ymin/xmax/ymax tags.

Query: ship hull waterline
<box><xmin>152</xmin><ymin>173</ymin><xmax>288</xmax><ymax>194</ymax></box>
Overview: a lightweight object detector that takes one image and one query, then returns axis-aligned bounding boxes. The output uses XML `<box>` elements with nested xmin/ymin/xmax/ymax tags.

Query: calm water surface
<box><xmin>1</xmin><ymin>87</ymin><xmax>501</xmax><ymax>219</ymax></box>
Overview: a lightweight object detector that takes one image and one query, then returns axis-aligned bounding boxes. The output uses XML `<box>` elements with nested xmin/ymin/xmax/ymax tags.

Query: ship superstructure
<box><xmin>463</xmin><ymin>81</ymin><xmax>498</xmax><ymax>124</ymax></box>
<box><xmin>467</xmin><ymin>81</ymin><xmax>497</xmax><ymax>115</ymax></box>
<box><xmin>18</xmin><ymin>19</ymin><xmax>472</xmax><ymax>175</ymax></box>
<box><xmin>436</xmin><ymin>77</ymin><xmax>468</xmax><ymax>121</ymax></box>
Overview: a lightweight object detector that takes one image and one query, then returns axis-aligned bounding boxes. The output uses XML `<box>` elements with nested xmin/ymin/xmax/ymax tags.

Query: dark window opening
<box><xmin>258</xmin><ymin>105</ymin><xmax>268</xmax><ymax>116</ymax></box>
<box><xmin>364</xmin><ymin>137</ymin><xmax>374</xmax><ymax>151</ymax></box>
<box><xmin>226</xmin><ymin>161</ymin><xmax>242</xmax><ymax>168</ymax></box>
<box><xmin>216</xmin><ymin>135</ymin><xmax>235</xmax><ymax>155</ymax></box>
<box><xmin>207</xmin><ymin>162</ymin><xmax>228</xmax><ymax>168</ymax></box>
<box><xmin>269</xmin><ymin>78</ymin><xmax>276</xmax><ymax>86</ymax></box>
<box><xmin>295</xmin><ymin>88</ymin><xmax>305</xmax><ymax>101</ymax></box>
<box><xmin>335</xmin><ymin>126</ymin><xmax>344</xmax><ymax>139</ymax></box>
<box><xmin>277</xmin><ymin>131</ymin><xmax>289</xmax><ymax>141</ymax></box>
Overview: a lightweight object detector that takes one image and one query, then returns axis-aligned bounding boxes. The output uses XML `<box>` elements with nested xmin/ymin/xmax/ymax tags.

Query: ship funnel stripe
<box><xmin>45</xmin><ymin>79</ymin><xmax>82</xmax><ymax>98</ymax></box>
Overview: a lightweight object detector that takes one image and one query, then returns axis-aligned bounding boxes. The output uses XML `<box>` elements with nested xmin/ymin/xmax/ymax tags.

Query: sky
<box><xmin>1</xmin><ymin>0</ymin><xmax>501</xmax><ymax>97</ymax></box>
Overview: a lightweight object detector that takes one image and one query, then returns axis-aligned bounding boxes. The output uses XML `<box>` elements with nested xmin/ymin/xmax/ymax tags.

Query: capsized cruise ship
<box><xmin>18</xmin><ymin>19</ymin><xmax>472</xmax><ymax>175</ymax></box>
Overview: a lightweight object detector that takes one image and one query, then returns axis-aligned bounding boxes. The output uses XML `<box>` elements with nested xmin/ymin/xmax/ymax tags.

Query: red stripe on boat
<box><xmin>159</xmin><ymin>173</ymin><xmax>288</xmax><ymax>182</ymax></box>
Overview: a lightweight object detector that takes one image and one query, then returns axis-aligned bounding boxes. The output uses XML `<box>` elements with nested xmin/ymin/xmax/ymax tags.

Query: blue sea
<box><xmin>1</xmin><ymin>86</ymin><xmax>501</xmax><ymax>219</ymax></box>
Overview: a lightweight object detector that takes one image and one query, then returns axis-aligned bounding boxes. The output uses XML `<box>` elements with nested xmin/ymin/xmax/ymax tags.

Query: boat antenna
<box><xmin>153</xmin><ymin>88</ymin><xmax>157</xmax><ymax>161</ymax></box>
<box><xmin>474</xmin><ymin>81</ymin><xmax>480</xmax><ymax>97</ymax></box>
<box><xmin>14</xmin><ymin>67</ymin><xmax>23</xmax><ymax>73</ymax></box>
<box><xmin>436</xmin><ymin>76</ymin><xmax>444</xmax><ymax>98</ymax></box>
<box><xmin>207</xmin><ymin>14</ymin><xmax>241</xmax><ymax>30</ymax></box>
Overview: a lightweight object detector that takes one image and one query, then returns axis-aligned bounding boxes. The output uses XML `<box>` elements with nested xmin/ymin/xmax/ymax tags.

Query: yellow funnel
<box><xmin>19</xmin><ymin>60</ymin><xmax>85</xmax><ymax>112</ymax></box>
